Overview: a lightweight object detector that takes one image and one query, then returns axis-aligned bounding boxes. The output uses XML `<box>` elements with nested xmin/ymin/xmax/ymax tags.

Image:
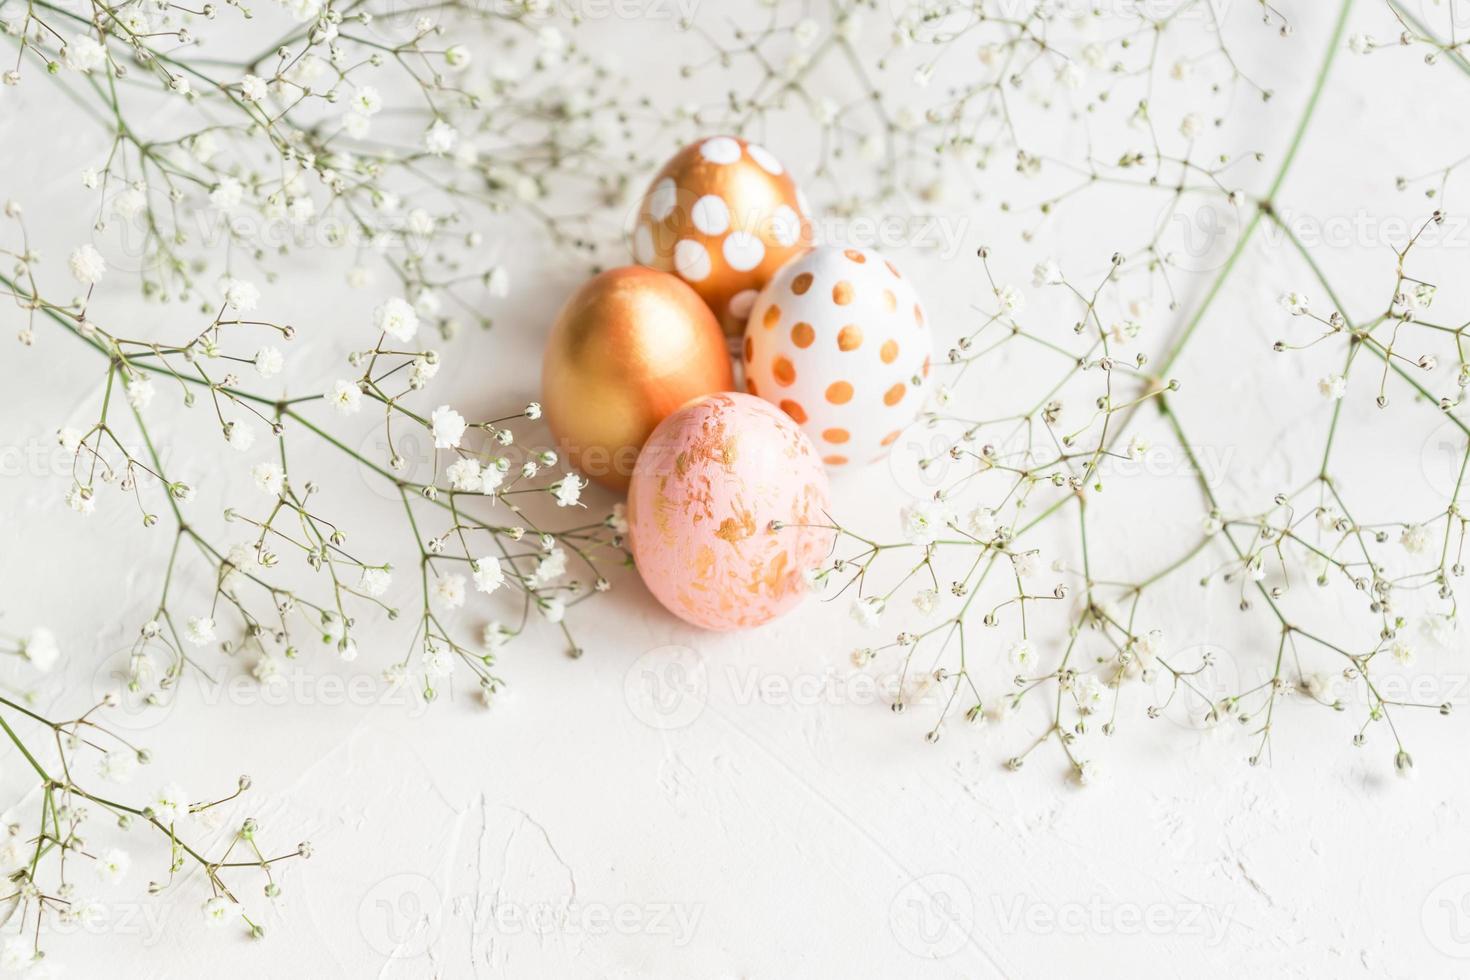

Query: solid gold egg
<box><xmin>541</xmin><ymin>266</ymin><xmax>735</xmax><ymax>491</ymax></box>
<box><xmin>631</xmin><ymin>136</ymin><xmax>813</xmax><ymax>337</ymax></box>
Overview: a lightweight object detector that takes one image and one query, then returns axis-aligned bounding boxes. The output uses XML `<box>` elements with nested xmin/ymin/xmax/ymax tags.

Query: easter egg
<box><xmin>628</xmin><ymin>392</ymin><xmax>832</xmax><ymax>631</ymax></box>
<box><xmin>631</xmin><ymin>136</ymin><xmax>813</xmax><ymax>337</ymax></box>
<box><xmin>742</xmin><ymin>245</ymin><xmax>932</xmax><ymax>468</ymax></box>
<box><xmin>542</xmin><ymin>267</ymin><xmax>734</xmax><ymax>492</ymax></box>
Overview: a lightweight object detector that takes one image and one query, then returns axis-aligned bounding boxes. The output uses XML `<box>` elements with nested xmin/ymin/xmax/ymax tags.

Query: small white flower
<box><xmin>487</xmin><ymin>266</ymin><xmax>510</xmax><ymax>298</ymax></box>
<box><xmin>342</xmin><ymin>111</ymin><xmax>371</xmax><ymax>139</ymax></box>
<box><xmin>95</xmin><ymin>848</ymin><xmax>130</xmax><ymax>884</ymax></box>
<box><xmin>1009</xmin><ymin>639</ymin><xmax>1036</xmax><ymax>668</ymax></box>
<box><xmin>552</xmin><ymin>474</ymin><xmax>585</xmax><ymax>508</ymax></box>
<box><xmin>851</xmin><ymin>596</ymin><xmax>885</xmax><ymax>629</ymax></box>
<box><xmin>901</xmin><ymin>498</ymin><xmax>949</xmax><ymax>546</ymax></box>
<box><xmin>1031</xmin><ymin>258</ymin><xmax>1062</xmax><ymax>287</ymax></box>
<box><xmin>126</xmin><ymin>376</ymin><xmax>155</xmax><ymax>410</ymax></box>
<box><xmin>444</xmin><ymin>44</ymin><xmax>471</xmax><ymax>69</ymax></box>
<box><xmin>794</xmin><ymin>17</ymin><xmax>820</xmax><ymax>46</ymax></box>
<box><xmin>1179</xmin><ymin>113</ymin><xmax>1202</xmax><ymax>139</ymax></box>
<box><xmin>995</xmin><ymin>283</ymin><xmax>1025</xmax><ymax>313</ymax></box>
<box><xmin>201</xmin><ymin>896</ymin><xmax>231</xmax><ymax>927</ymax></box>
<box><xmin>1317</xmin><ymin>374</ymin><xmax>1346</xmax><ymax>400</ymax></box>
<box><xmin>432</xmin><ymin>573</ymin><xmax>466</xmax><ymax>610</ymax></box>
<box><xmin>64</xmin><ymin>34</ymin><xmax>106</xmax><ymax>72</ymax></box>
<box><xmin>69</xmin><ymin>244</ymin><xmax>107</xmax><ymax>285</ymax></box>
<box><xmin>1280</xmin><ymin>291</ymin><xmax>1309</xmax><ymax>315</ymax></box>
<box><xmin>445</xmin><ymin>458</ymin><xmax>483</xmax><ymax>492</ymax></box>
<box><xmin>1348</xmin><ymin>32</ymin><xmax>1373</xmax><ymax>54</ymax></box>
<box><xmin>350</xmin><ymin>85</ymin><xmax>383</xmax><ymax>116</ymax></box>
<box><xmin>373</xmin><ymin>296</ymin><xmax>419</xmax><ymax>342</ymax></box>
<box><xmin>220</xmin><ymin>277</ymin><xmax>260</xmax><ymax>313</ymax></box>
<box><xmin>424</xmin><ymin>119</ymin><xmax>458</xmax><ymax>155</ymax></box>
<box><xmin>1400</xmin><ymin>523</ymin><xmax>1431</xmax><ymax>555</ymax></box>
<box><xmin>150</xmin><ymin>783</ymin><xmax>189</xmax><ymax>824</ymax></box>
<box><xmin>59</xmin><ymin>427</ymin><xmax>85</xmax><ymax>452</ymax></box>
<box><xmin>540</xmin><ymin>597</ymin><xmax>566</xmax><ymax>623</ymax></box>
<box><xmin>1074</xmin><ymin>673</ymin><xmax>1105</xmax><ymax>713</ymax></box>
<box><xmin>0</xmin><ymin>937</ymin><xmax>34</xmax><ymax>971</ymax></box>
<box><xmin>483</xmin><ymin>621</ymin><xmax>512</xmax><ymax>651</ymax></box>
<box><xmin>240</xmin><ymin>73</ymin><xmax>268</xmax><ymax>102</ymax></box>
<box><xmin>111</xmin><ymin>185</ymin><xmax>146</xmax><ymax>219</ymax></box>
<box><xmin>359</xmin><ymin>567</ymin><xmax>391</xmax><ymax>597</ymax></box>
<box><xmin>430</xmin><ymin>405</ymin><xmax>468</xmax><ymax>449</ymax></box>
<box><xmin>252</xmin><ymin>461</ymin><xmax>284</xmax><ymax>496</ymax></box>
<box><xmin>527</xmin><ymin>547</ymin><xmax>566</xmax><ymax>587</ymax></box>
<box><xmin>65</xmin><ymin>483</ymin><xmax>95</xmax><ymax>515</ymax></box>
<box><xmin>1012</xmin><ymin>550</ymin><xmax>1041</xmax><ymax>577</ymax></box>
<box><xmin>472</xmin><ymin>556</ymin><xmax>505</xmax><ymax>595</ymax></box>
<box><xmin>968</xmin><ymin>507</ymin><xmax>999</xmax><ymax>541</ymax></box>
<box><xmin>20</xmin><ymin>627</ymin><xmax>60</xmax><ymax>672</ymax></box>
<box><xmin>525</xmin><ymin>401</ymin><xmax>542</xmax><ymax>421</ymax></box>
<box><xmin>1390</xmin><ymin>638</ymin><xmax>1415</xmax><ymax>665</ymax></box>
<box><xmin>422</xmin><ymin>641</ymin><xmax>454</xmax><ymax>678</ymax></box>
<box><xmin>912</xmin><ymin>588</ymin><xmax>938</xmax><ymax>616</ymax></box>
<box><xmin>210</xmin><ymin>177</ymin><xmax>244</xmax><ymax>211</ymax></box>
<box><xmin>99</xmin><ymin>748</ymin><xmax>138</xmax><ymax>783</ymax></box>
<box><xmin>608</xmin><ymin>502</ymin><xmax>628</xmax><ymax>535</ymax></box>
<box><xmin>225</xmin><ymin>422</ymin><xmax>255</xmax><ymax>452</ymax></box>
<box><xmin>255</xmin><ymin>346</ymin><xmax>284</xmax><ymax>378</ymax></box>
<box><xmin>185</xmin><ymin>616</ymin><xmax>215</xmax><ymax>646</ymax></box>
<box><xmin>330</xmin><ymin>379</ymin><xmax>362</xmax><ymax>415</ymax></box>
<box><xmin>1126</xmin><ymin>435</ymin><xmax>1151</xmax><ymax>460</ymax></box>
<box><xmin>1075</xmin><ymin>760</ymin><xmax>1102</xmax><ymax>787</ymax></box>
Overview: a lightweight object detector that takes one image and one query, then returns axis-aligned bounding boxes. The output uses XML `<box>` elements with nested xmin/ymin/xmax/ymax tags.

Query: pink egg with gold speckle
<box><xmin>628</xmin><ymin>392</ymin><xmax>832</xmax><ymax>631</ymax></box>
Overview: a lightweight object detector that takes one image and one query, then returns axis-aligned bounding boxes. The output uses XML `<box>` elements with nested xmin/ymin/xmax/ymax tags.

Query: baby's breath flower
<box><xmin>431</xmin><ymin>573</ymin><xmax>466</xmax><ymax>610</ymax></box>
<box><xmin>68</xmin><ymin>244</ymin><xmax>106</xmax><ymax>285</ymax></box>
<box><xmin>424</xmin><ymin>119</ymin><xmax>458</xmax><ymax>156</ymax></box>
<box><xmin>329</xmin><ymin>380</ymin><xmax>362</xmax><ymax>415</ymax></box>
<box><xmin>471</xmin><ymin>556</ymin><xmax>505</xmax><ymax>595</ymax></box>
<box><xmin>430</xmin><ymin>406</ymin><xmax>467</xmax><ymax>449</ymax></box>
<box><xmin>185</xmin><ymin>617</ymin><xmax>216</xmax><ymax>646</ymax></box>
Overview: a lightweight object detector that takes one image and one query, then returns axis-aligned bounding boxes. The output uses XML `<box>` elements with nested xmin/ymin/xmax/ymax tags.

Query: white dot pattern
<box><xmin>631</xmin><ymin>136</ymin><xmax>813</xmax><ymax>333</ymax></box>
<box><xmin>691</xmin><ymin>194</ymin><xmax>730</xmax><ymax>235</ymax></box>
<box><xmin>699</xmin><ymin>137</ymin><xmax>742</xmax><ymax>164</ymax></box>
<box><xmin>723</xmin><ymin>231</ymin><xmax>766</xmax><ymax>272</ymax></box>
<box><xmin>674</xmin><ymin>239</ymin><xmax>711</xmax><ymax>281</ymax></box>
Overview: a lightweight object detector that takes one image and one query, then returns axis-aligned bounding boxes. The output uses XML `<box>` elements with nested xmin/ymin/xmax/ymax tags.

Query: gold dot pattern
<box><xmin>741</xmin><ymin>244</ymin><xmax>931</xmax><ymax>469</ymax></box>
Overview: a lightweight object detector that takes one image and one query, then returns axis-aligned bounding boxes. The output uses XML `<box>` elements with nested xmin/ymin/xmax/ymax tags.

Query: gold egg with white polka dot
<box><xmin>631</xmin><ymin>136</ymin><xmax>813</xmax><ymax>337</ymax></box>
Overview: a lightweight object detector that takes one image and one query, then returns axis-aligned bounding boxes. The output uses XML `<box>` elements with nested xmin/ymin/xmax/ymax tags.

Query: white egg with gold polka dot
<box><xmin>631</xmin><ymin>136</ymin><xmax>813</xmax><ymax>338</ymax></box>
<box><xmin>742</xmin><ymin>245</ymin><xmax>931</xmax><ymax>468</ymax></box>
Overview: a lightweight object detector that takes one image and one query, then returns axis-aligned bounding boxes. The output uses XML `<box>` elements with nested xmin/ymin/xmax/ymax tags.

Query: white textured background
<box><xmin>3</xmin><ymin>0</ymin><xmax>1470</xmax><ymax>977</ymax></box>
